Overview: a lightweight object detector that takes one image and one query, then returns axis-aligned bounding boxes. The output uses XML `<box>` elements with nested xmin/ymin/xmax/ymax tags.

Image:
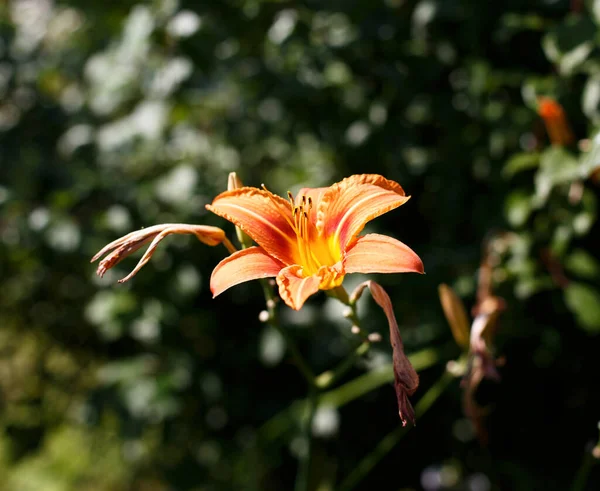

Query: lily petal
<box><xmin>276</xmin><ymin>265</ymin><xmax>321</xmax><ymax>310</ymax></box>
<box><xmin>207</xmin><ymin>187</ymin><xmax>297</xmax><ymax>265</ymax></box>
<box><xmin>92</xmin><ymin>224</ymin><xmax>227</xmax><ymax>282</ymax></box>
<box><xmin>316</xmin><ymin>174</ymin><xmax>409</xmax><ymax>251</ymax></box>
<box><xmin>211</xmin><ymin>246</ymin><xmax>284</xmax><ymax>298</ymax></box>
<box><xmin>343</xmin><ymin>234</ymin><xmax>424</xmax><ymax>274</ymax></box>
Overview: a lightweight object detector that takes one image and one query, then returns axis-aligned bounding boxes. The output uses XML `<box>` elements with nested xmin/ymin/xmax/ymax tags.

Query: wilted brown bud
<box><xmin>355</xmin><ymin>280</ymin><xmax>419</xmax><ymax>426</ymax></box>
<box><xmin>438</xmin><ymin>284</ymin><xmax>470</xmax><ymax>351</ymax></box>
<box><xmin>91</xmin><ymin>223</ymin><xmax>229</xmax><ymax>283</ymax></box>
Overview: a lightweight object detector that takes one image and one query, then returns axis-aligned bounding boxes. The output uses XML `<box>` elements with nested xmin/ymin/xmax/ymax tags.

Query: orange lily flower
<box><xmin>207</xmin><ymin>174</ymin><xmax>424</xmax><ymax>310</ymax></box>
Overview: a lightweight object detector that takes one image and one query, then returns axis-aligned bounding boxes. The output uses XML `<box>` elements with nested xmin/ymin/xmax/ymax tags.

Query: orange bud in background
<box><xmin>537</xmin><ymin>97</ymin><xmax>574</xmax><ymax>147</ymax></box>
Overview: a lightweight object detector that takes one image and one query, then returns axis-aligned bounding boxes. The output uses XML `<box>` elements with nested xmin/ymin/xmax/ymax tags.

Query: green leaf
<box><xmin>559</xmin><ymin>42</ymin><xmax>594</xmax><ymax>76</ymax></box>
<box><xmin>582</xmin><ymin>77</ymin><xmax>600</xmax><ymax>124</ymax></box>
<box><xmin>533</xmin><ymin>146</ymin><xmax>579</xmax><ymax>207</ymax></box>
<box><xmin>502</xmin><ymin>152</ymin><xmax>540</xmax><ymax>178</ymax></box>
<box><xmin>564</xmin><ymin>282</ymin><xmax>600</xmax><ymax>333</ymax></box>
<box><xmin>579</xmin><ymin>132</ymin><xmax>600</xmax><ymax>178</ymax></box>
<box><xmin>593</xmin><ymin>0</ymin><xmax>600</xmax><ymax>24</ymax></box>
<box><xmin>505</xmin><ymin>189</ymin><xmax>533</xmax><ymax>227</ymax></box>
<box><xmin>565</xmin><ymin>250</ymin><xmax>600</xmax><ymax>279</ymax></box>
<box><xmin>542</xmin><ymin>16</ymin><xmax>596</xmax><ymax>75</ymax></box>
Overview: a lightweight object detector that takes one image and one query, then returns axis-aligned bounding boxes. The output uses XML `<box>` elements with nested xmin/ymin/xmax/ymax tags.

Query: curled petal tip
<box><xmin>92</xmin><ymin>224</ymin><xmax>227</xmax><ymax>282</ymax></box>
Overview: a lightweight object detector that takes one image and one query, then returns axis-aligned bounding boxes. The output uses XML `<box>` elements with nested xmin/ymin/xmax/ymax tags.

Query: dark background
<box><xmin>1</xmin><ymin>0</ymin><xmax>600</xmax><ymax>489</ymax></box>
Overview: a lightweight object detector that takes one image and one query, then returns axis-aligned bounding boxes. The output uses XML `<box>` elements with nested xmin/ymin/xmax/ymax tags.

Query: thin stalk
<box><xmin>258</xmin><ymin>345</ymin><xmax>451</xmax><ymax>443</ymax></box>
<box><xmin>222</xmin><ymin>236</ymin><xmax>237</xmax><ymax>254</ymax></box>
<box><xmin>338</xmin><ymin>370</ymin><xmax>454</xmax><ymax>491</ymax></box>
<box><xmin>260</xmin><ymin>279</ymin><xmax>316</xmax><ymax>386</ymax></box>
<box><xmin>295</xmin><ymin>386</ymin><xmax>319</xmax><ymax>491</ymax></box>
<box><xmin>570</xmin><ymin>423</ymin><xmax>600</xmax><ymax>491</ymax></box>
<box><xmin>315</xmin><ymin>341</ymin><xmax>370</xmax><ymax>389</ymax></box>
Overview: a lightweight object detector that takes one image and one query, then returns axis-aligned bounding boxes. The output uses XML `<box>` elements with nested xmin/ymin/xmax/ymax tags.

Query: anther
<box><xmin>287</xmin><ymin>191</ymin><xmax>294</xmax><ymax>201</ymax></box>
<box><xmin>307</xmin><ymin>197</ymin><xmax>312</xmax><ymax>209</ymax></box>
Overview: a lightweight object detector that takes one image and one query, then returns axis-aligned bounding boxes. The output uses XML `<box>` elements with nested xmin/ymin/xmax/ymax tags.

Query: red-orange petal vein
<box><xmin>207</xmin><ymin>187</ymin><xmax>297</xmax><ymax>265</ymax></box>
<box><xmin>316</xmin><ymin>174</ymin><xmax>410</xmax><ymax>252</ymax></box>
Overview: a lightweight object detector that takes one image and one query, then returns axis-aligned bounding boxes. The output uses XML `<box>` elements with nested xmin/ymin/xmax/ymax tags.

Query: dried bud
<box><xmin>92</xmin><ymin>223</ymin><xmax>227</xmax><ymax>283</ymax></box>
<box><xmin>438</xmin><ymin>284</ymin><xmax>470</xmax><ymax>351</ymax></box>
<box><xmin>355</xmin><ymin>280</ymin><xmax>419</xmax><ymax>426</ymax></box>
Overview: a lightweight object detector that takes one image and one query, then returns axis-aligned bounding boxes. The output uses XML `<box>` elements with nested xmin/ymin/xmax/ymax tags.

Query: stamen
<box><xmin>307</xmin><ymin>197</ymin><xmax>313</xmax><ymax>210</ymax></box>
<box><xmin>261</xmin><ymin>183</ymin><xmax>296</xmax><ymax>231</ymax></box>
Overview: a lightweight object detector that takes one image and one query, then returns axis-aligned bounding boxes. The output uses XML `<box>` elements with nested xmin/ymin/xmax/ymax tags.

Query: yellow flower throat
<box><xmin>285</xmin><ymin>191</ymin><xmax>342</xmax><ymax>283</ymax></box>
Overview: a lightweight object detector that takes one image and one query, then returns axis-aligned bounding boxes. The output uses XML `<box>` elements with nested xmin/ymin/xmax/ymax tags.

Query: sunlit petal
<box><xmin>343</xmin><ymin>234</ymin><xmax>424</xmax><ymax>274</ymax></box>
<box><xmin>211</xmin><ymin>246</ymin><xmax>284</xmax><ymax>298</ymax></box>
<box><xmin>207</xmin><ymin>187</ymin><xmax>297</xmax><ymax>265</ymax></box>
<box><xmin>276</xmin><ymin>265</ymin><xmax>321</xmax><ymax>310</ymax></box>
<box><xmin>316</xmin><ymin>174</ymin><xmax>410</xmax><ymax>251</ymax></box>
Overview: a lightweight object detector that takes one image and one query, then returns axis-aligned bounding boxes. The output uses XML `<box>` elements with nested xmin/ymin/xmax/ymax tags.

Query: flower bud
<box><xmin>227</xmin><ymin>172</ymin><xmax>244</xmax><ymax>191</ymax></box>
<box><xmin>227</xmin><ymin>172</ymin><xmax>253</xmax><ymax>249</ymax></box>
<box><xmin>538</xmin><ymin>97</ymin><xmax>574</xmax><ymax>147</ymax></box>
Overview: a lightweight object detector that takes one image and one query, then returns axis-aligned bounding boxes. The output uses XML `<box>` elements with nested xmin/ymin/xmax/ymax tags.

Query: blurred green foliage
<box><xmin>1</xmin><ymin>0</ymin><xmax>600</xmax><ymax>490</ymax></box>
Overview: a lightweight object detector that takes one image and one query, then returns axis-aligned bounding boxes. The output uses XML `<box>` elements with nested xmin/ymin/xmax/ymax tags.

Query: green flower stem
<box><xmin>570</xmin><ymin>423</ymin><xmax>600</xmax><ymax>491</ymax></box>
<box><xmin>260</xmin><ymin>279</ymin><xmax>316</xmax><ymax>386</ymax></box>
<box><xmin>330</xmin><ymin>286</ymin><xmax>370</xmax><ymax>341</ymax></box>
<box><xmin>295</xmin><ymin>386</ymin><xmax>318</xmax><ymax>491</ymax></box>
<box><xmin>315</xmin><ymin>341</ymin><xmax>370</xmax><ymax>389</ymax></box>
<box><xmin>338</xmin><ymin>370</ymin><xmax>455</xmax><ymax>491</ymax></box>
<box><xmin>258</xmin><ymin>278</ymin><xmax>318</xmax><ymax>491</ymax></box>
<box><xmin>259</xmin><ymin>345</ymin><xmax>452</xmax><ymax>443</ymax></box>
